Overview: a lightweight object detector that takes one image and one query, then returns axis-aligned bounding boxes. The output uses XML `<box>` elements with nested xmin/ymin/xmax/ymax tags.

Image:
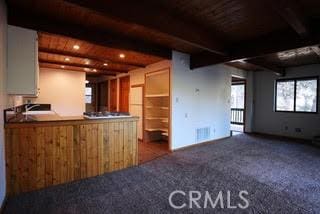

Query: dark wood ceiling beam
<box><xmin>39</xmin><ymin>47</ymin><xmax>146</xmax><ymax>68</ymax></box>
<box><xmin>39</xmin><ymin>59</ymin><xmax>125</xmax><ymax>74</ymax></box>
<box><xmin>40</xmin><ymin>64</ymin><xmax>116</xmax><ymax>76</ymax></box>
<box><xmin>190</xmin><ymin>27</ymin><xmax>320</xmax><ymax>69</ymax></box>
<box><xmin>311</xmin><ymin>46</ymin><xmax>320</xmax><ymax>57</ymax></box>
<box><xmin>65</xmin><ymin>0</ymin><xmax>227</xmax><ymax>55</ymax></box>
<box><xmin>245</xmin><ymin>59</ymin><xmax>285</xmax><ymax>75</ymax></box>
<box><xmin>8</xmin><ymin>8</ymin><xmax>172</xmax><ymax>59</ymax></box>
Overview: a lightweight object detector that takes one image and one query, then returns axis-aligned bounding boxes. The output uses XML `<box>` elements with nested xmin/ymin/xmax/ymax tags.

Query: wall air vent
<box><xmin>196</xmin><ymin>127</ymin><xmax>210</xmax><ymax>143</ymax></box>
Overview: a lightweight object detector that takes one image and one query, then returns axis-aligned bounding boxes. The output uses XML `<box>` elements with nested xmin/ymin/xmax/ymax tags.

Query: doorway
<box><xmin>231</xmin><ymin>76</ymin><xmax>246</xmax><ymax>135</ymax></box>
<box><xmin>119</xmin><ymin>76</ymin><xmax>130</xmax><ymax>113</ymax></box>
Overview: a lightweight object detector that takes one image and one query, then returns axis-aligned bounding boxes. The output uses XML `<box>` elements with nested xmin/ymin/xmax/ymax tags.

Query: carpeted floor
<box><xmin>4</xmin><ymin>134</ymin><xmax>320</xmax><ymax>213</ymax></box>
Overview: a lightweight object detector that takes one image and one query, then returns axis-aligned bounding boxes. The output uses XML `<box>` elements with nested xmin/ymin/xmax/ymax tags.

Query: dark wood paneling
<box><xmin>110</xmin><ymin>79</ymin><xmax>118</xmax><ymax>112</ymax></box>
<box><xmin>119</xmin><ymin>76</ymin><xmax>130</xmax><ymax>113</ymax></box>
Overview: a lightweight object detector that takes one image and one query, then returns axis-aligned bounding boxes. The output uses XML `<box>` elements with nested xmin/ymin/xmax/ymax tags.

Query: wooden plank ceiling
<box><xmin>6</xmin><ymin>0</ymin><xmax>320</xmax><ymax>75</ymax></box>
<box><xmin>38</xmin><ymin>33</ymin><xmax>163</xmax><ymax>75</ymax></box>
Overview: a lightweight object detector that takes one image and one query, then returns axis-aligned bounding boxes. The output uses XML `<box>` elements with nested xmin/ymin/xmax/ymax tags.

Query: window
<box><xmin>275</xmin><ymin>77</ymin><xmax>318</xmax><ymax>113</ymax></box>
<box><xmin>85</xmin><ymin>87</ymin><xmax>92</xmax><ymax>104</ymax></box>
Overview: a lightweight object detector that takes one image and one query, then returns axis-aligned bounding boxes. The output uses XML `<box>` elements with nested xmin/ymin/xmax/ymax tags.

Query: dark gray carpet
<box><xmin>4</xmin><ymin>134</ymin><xmax>320</xmax><ymax>213</ymax></box>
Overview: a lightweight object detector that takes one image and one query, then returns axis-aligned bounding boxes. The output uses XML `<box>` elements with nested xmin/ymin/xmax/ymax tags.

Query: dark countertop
<box><xmin>6</xmin><ymin>113</ymin><xmax>85</xmax><ymax>123</ymax></box>
<box><xmin>5</xmin><ymin>113</ymin><xmax>138</xmax><ymax>128</ymax></box>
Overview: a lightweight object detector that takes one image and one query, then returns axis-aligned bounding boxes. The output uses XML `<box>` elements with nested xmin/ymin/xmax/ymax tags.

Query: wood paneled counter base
<box><xmin>5</xmin><ymin>117</ymin><xmax>138</xmax><ymax>195</ymax></box>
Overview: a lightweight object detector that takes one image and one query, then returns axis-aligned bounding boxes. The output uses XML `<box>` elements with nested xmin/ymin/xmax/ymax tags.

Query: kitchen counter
<box><xmin>5</xmin><ymin>115</ymin><xmax>139</xmax><ymax>195</ymax></box>
<box><xmin>5</xmin><ymin>113</ymin><xmax>138</xmax><ymax>128</ymax></box>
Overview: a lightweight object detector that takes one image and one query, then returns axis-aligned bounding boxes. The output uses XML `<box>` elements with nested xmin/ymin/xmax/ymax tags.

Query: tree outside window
<box><xmin>275</xmin><ymin>77</ymin><xmax>318</xmax><ymax>113</ymax></box>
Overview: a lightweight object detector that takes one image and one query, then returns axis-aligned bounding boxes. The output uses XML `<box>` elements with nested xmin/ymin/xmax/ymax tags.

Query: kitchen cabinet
<box><xmin>7</xmin><ymin>25</ymin><xmax>39</xmax><ymax>96</ymax></box>
<box><xmin>5</xmin><ymin>117</ymin><xmax>138</xmax><ymax>195</ymax></box>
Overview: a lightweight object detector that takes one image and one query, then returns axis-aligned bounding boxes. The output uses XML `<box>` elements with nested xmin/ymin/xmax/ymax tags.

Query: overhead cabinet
<box><xmin>7</xmin><ymin>25</ymin><xmax>39</xmax><ymax>96</ymax></box>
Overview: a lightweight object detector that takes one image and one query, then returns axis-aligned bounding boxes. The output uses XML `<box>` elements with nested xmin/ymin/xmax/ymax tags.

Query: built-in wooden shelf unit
<box><xmin>144</xmin><ymin>68</ymin><xmax>170</xmax><ymax>144</ymax></box>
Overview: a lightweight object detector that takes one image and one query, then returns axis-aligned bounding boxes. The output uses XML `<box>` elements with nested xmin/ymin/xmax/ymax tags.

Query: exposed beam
<box><xmin>8</xmin><ymin>8</ymin><xmax>172</xmax><ymax>59</ymax></box>
<box><xmin>311</xmin><ymin>46</ymin><xmax>320</xmax><ymax>57</ymax></box>
<box><xmin>190</xmin><ymin>27</ymin><xmax>320</xmax><ymax>69</ymax></box>
<box><xmin>266</xmin><ymin>0</ymin><xmax>310</xmax><ymax>37</ymax></box>
<box><xmin>246</xmin><ymin>59</ymin><xmax>285</xmax><ymax>75</ymax></box>
<box><xmin>39</xmin><ymin>59</ymin><xmax>122</xmax><ymax>74</ymax></box>
<box><xmin>39</xmin><ymin>64</ymin><xmax>116</xmax><ymax>76</ymax></box>
<box><xmin>39</xmin><ymin>47</ymin><xmax>146</xmax><ymax>68</ymax></box>
<box><xmin>65</xmin><ymin>0</ymin><xmax>227</xmax><ymax>55</ymax></box>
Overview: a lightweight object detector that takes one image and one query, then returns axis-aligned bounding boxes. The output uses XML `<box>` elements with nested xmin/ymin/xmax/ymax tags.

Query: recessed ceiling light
<box><xmin>119</xmin><ymin>53</ymin><xmax>125</xmax><ymax>58</ymax></box>
<box><xmin>103</xmin><ymin>63</ymin><xmax>108</xmax><ymax>66</ymax></box>
<box><xmin>73</xmin><ymin>45</ymin><xmax>80</xmax><ymax>50</ymax></box>
<box><xmin>85</xmin><ymin>60</ymin><xmax>90</xmax><ymax>65</ymax></box>
<box><xmin>65</xmin><ymin>57</ymin><xmax>70</xmax><ymax>61</ymax></box>
<box><xmin>93</xmin><ymin>69</ymin><xmax>97</xmax><ymax>72</ymax></box>
<box><xmin>61</xmin><ymin>65</ymin><xmax>65</xmax><ymax>68</ymax></box>
<box><xmin>84</xmin><ymin>68</ymin><xmax>90</xmax><ymax>72</ymax></box>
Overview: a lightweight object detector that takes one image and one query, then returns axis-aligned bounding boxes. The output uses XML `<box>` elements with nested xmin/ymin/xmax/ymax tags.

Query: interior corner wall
<box><xmin>252</xmin><ymin>64</ymin><xmax>320</xmax><ymax>139</ymax></box>
<box><xmin>171</xmin><ymin>51</ymin><xmax>249</xmax><ymax>150</ymax></box>
<box><xmin>0</xmin><ymin>0</ymin><xmax>7</xmax><ymax>206</ymax></box>
<box><xmin>33</xmin><ymin>68</ymin><xmax>86</xmax><ymax>116</ymax></box>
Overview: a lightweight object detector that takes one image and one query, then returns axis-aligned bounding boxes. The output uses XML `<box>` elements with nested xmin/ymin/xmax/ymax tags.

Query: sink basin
<box><xmin>22</xmin><ymin>111</ymin><xmax>56</xmax><ymax>115</ymax></box>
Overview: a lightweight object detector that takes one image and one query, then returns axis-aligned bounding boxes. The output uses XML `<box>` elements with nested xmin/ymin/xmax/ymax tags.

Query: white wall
<box><xmin>34</xmin><ymin>68</ymin><xmax>86</xmax><ymax>116</ymax></box>
<box><xmin>0</xmin><ymin>0</ymin><xmax>7</xmax><ymax>207</ymax></box>
<box><xmin>253</xmin><ymin>64</ymin><xmax>320</xmax><ymax>139</ymax></box>
<box><xmin>171</xmin><ymin>51</ymin><xmax>247</xmax><ymax>150</ymax></box>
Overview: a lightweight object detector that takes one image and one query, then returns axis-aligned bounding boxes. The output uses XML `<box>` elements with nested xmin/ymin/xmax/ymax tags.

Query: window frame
<box><xmin>275</xmin><ymin>76</ymin><xmax>319</xmax><ymax>114</ymax></box>
<box><xmin>85</xmin><ymin>86</ymin><xmax>93</xmax><ymax>104</ymax></box>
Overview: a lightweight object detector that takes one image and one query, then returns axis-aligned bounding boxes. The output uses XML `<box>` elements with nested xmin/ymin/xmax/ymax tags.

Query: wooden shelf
<box><xmin>145</xmin><ymin>93</ymin><xmax>169</xmax><ymax>98</ymax></box>
<box><xmin>144</xmin><ymin>68</ymin><xmax>170</xmax><ymax>143</ymax></box>
<box><xmin>162</xmin><ymin>132</ymin><xmax>168</xmax><ymax>137</ymax></box>
<box><xmin>145</xmin><ymin>128</ymin><xmax>168</xmax><ymax>132</ymax></box>
<box><xmin>146</xmin><ymin>117</ymin><xmax>168</xmax><ymax>120</ymax></box>
<box><xmin>146</xmin><ymin>106</ymin><xmax>169</xmax><ymax>110</ymax></box>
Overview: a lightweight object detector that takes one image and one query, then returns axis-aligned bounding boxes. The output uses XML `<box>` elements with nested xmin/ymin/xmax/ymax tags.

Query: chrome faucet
<box><xmin>25</xmin><ymin>104</ymin><xmax>40</xmax><ymax>115</ymax></box>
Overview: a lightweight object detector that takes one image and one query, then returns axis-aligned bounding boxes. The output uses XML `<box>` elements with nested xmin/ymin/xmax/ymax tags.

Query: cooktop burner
<box><xmin>83</xmin><ymin>111</ymin><xmax>130</xmax><ymax>119</ymax></box>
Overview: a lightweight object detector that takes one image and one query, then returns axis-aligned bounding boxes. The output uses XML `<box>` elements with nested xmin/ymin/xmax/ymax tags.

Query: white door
<box><xmin>130</xmin><ymin>86</ymin><xmax>143</xmax><ymax>140</ymax></box>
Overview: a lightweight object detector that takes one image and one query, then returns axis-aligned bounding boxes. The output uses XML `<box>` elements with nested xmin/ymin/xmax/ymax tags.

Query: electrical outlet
<box><xmin>295</xmin><ymin>128</ymin><xmax>302</xmax><ymax>133</ymax></box>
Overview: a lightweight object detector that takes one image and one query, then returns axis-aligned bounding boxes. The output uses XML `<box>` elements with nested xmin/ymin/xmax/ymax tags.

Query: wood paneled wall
<box><xmin>5</xmin><ymin>119</ymin><xmax>138</xmax><ymax>195</ymax></box>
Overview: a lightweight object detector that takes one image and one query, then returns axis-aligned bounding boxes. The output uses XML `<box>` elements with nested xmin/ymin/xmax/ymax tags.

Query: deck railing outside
<box><xmin>231</xmin><ymin>108</ymin><xmax>244</xmax><ymax>125</ymax></box>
